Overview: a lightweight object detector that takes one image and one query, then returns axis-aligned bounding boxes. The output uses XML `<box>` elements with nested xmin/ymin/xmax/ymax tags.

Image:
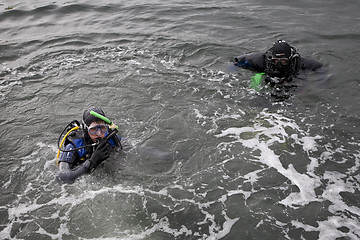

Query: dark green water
<box><xmin>0</xmin><ymin>0</ymin><xmax>359</xmax><ymax>239</ymax></box>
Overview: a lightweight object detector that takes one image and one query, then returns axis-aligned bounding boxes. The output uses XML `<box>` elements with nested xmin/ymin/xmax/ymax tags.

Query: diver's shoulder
<box><xmin>299</xmin><ymin>56</ymin><xmax>323</xmax><ymax>71</ymax></box>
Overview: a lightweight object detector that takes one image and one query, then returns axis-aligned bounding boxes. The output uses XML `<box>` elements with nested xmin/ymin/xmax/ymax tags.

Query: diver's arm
<box><xmin>234</xmin><ymin>52</ymin><xmax>266</xmax><ymax>72</ymax></box>
<box><xmin>57</xmin><ymin>143</ymin><xmax>91</xmax><ymax>184</ymax></box>
<box><xmin>57</xmin><ymin>139</ymin><xmax>113</xmax><ymax>184</ymax></box>
<box><xmin>300</xmin><ymin>57</ymin><xmax>323</xmax><ymax>71</ymax></box>
<box><xmin>57</xmin><ymin>160</ymin><xmax>91</xmax><ymax>184</ymax></box>
<box><xmin>57</xmin><ymin>141</ymin><xmax>110</xmax><ymax>184</ymax></box>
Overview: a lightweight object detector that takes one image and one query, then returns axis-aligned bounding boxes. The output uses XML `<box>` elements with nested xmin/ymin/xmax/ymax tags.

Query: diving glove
<box><xmin>88</xmin><ymin>140</ymin><xmax>110</xmax><ymax>170</ymax></box>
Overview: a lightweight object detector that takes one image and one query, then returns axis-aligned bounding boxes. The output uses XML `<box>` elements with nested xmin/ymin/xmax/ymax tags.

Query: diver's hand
<box><xmin>234</xmin><ymin>57</ymin><xmax>251</xmax><ymax>69</ymax></box>
<box><xmin>89</xmin><ymin>140</ymin><xmax>110</xmax><ymax>170</ymax></box>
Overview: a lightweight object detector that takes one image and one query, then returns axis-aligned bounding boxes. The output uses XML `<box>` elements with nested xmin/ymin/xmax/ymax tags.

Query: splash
<box><xmin>216</xmin><ymin>109</ymin><xmax>323</xmax><ymax>208</ymax></box>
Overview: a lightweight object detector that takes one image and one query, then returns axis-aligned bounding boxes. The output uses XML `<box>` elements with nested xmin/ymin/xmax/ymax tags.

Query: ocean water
<box><xmin>0</xmin><ymin>0</ymin><xmax>359</xmax><ymax>239</ymax></box>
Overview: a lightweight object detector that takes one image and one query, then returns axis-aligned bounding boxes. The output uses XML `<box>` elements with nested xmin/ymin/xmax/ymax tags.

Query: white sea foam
<box><xmin>215</xmin><ymin>109</ymin><xmax>323</xmax><ymax>208</ymax></box>
<box><xmin>292</xmin><ymin>215</ymin><xmax>360</xmax><ymax>240</ymax></box>
<box><xmin>2</xmin><ymin>105</ymin><xmax>356</xmax><ymax>240</ymax></box>
<box><xmin>212</xmin><ymin>107</ymin><xmax>360</xmax><ymax>239</ymax></box>
<box><xmin>120</xmin><ymin>216</ymin><xmax>192</xmax><ymax>240</ymax></box>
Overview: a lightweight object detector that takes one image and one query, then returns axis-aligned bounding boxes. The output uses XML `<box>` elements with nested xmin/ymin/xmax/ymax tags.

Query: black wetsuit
<box><xmin>234</xmin><ymin>47</ymin><xmax>323</xmax><ymax>100</ymax></box>
<box><xmin>57</xmin><ymin>133</ymin><xmax>123</xmax><ymax>184</ymax></box>
<box><xmin>234</xmin><ymin>47</ymin><xmax>323</xmax><ymax>81</ymax></box>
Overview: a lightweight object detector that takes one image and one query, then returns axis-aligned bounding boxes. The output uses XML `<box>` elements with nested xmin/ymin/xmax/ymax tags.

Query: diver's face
<box><xmin>88</xmin><ymin>121</ymin><xmax>108</xmax><ymax>142</ymax></box>
<box><xmin>272</xmin><ymin>57</ymin><xmax>290</xmax><ymax>70</ymax></box>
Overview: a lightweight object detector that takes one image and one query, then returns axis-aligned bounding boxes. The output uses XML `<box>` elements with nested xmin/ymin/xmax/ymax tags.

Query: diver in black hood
<box><xmin>234</xmin><ymin>40</ymin><xmax>323</xmax><ymax>96</ymax></box>
<box><xmin>57</xmin><ymin>106</ymin><xmax>124</xmax><ymax>184</ymax></box>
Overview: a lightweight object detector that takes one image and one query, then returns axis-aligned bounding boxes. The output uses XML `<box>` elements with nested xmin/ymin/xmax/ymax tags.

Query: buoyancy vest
<box><xmin>71</xmin><ymin>134</ymin><xmax>119</xmax><ymax>157</ymax></box>
<box><xmin>60</xmin><ymin>132</ymin><xmax>121</xmax><ymax>166</ymax></box>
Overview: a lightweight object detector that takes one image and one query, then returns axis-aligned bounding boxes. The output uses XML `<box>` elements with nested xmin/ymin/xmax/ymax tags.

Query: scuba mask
<box><xmin>271</xmin><ymin>57</ymin><xmax>290</xmax><ymax>67</ymax></box>
<box><xmin>88</xmin><ymin>124</ymin><xmax>109</xmax><ymax>135</ymax></box>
